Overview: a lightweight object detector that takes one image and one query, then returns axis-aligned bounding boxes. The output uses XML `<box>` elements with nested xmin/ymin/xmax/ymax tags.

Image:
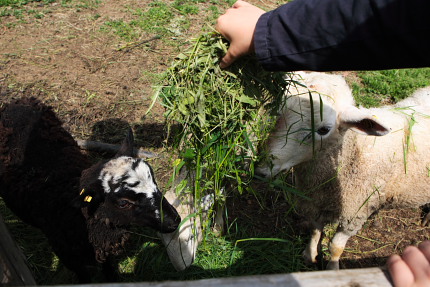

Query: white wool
<box><xmin>259</xmin><ymin>72</ymin><xmax>430</xmax><ymax>269</ymax></box>
<box><xmin>99</xmin><ymin>156</ymin><xmax>157</xmax><ymax>199</ymax></box>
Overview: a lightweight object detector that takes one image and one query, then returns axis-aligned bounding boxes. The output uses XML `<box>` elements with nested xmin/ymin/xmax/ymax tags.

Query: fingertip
<box><xmin>387</xmin><ymin>254</ymin><xmax>401</xmax><ymax>268</ymax></box>
<box><xmin>232</xmin><ymin>0</ymin><xmax>251</xmax><ymax>8</ymax></box>
<box><xmin>419</xmin><ymin>240</ymin><xmax>430</xmax><ymax>251</ymax></box>
<box><xmin>232</xmin><ymin>0</ymin><xmax>244</xmax><ymax>8</ymax></box>
<box><xmin>219</xmin><ymin>58</ymin><xmax>230</xmax><ymax>69</ymax></box>
<box><xmin>387</xmin><ymin>254</ymin><xmax>414</xmax><ymax>287</ymax></box>
<box><xmin>220</xmin><ymin>52</ymin><xmax>236</xmax><ymax>69</ymax></box>
<box><xmin>419</xmin><ymin>241</ymin><xmax>430</xmax><ymax>262</ymax></box>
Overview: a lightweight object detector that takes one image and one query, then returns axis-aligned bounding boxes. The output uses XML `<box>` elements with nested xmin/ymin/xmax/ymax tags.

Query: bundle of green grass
<box><xmin>155</xmin><ymin>32</ymin><xmax>291</xmax><ymax>228</ymax></box>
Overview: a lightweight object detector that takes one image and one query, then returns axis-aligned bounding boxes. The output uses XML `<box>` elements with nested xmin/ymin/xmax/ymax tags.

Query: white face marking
<box><xmin>99</xmin><ymin>156</ymin><xmax>158</xmax><ymax>198</ymax></box>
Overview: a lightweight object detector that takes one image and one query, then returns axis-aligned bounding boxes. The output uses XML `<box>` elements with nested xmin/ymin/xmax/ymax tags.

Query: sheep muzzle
<box><xmin>83</xmin><ymin>204</ymin><xmax>131</xmax><ymax>263</ymax></box>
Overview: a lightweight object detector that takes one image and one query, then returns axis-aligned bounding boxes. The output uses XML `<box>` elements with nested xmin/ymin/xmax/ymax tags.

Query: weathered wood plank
<box><xmin>52</xmin><ymin>267</ymin><xmax>393</xmax><ymax>287</ymax></box>
<box><xmin>0</xmin><ymin>212</ymin><xmax>37</xmax><ymax>286</ymax></box>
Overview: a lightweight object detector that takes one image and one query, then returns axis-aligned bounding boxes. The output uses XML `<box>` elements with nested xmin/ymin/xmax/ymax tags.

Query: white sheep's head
<box><xmin>256</xmin><ymin>72</ymin><xmax>390</xmax><ymax>177</ymax></box>
<box><xmin>74</xmin><ymin>129</ymin><xmax>181</xmax><ymax>235</ymax></box>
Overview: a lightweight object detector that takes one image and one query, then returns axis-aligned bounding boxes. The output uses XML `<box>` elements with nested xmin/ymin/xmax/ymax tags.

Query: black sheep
<box><xmin>0</xmin><ymin>97</ymin><xmax>180</xmax><ymax>283</ymax></box>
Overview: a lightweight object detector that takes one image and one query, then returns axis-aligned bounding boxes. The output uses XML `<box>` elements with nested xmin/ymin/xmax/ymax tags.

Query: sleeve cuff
<box><xmin>253</xmin><ymin>10</ymin><xmax>272</xmax><ymax>65</ymax></box>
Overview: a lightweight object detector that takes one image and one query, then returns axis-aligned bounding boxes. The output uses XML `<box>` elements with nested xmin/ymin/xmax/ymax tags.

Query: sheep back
<box><xmin>0</xmin><ymin>97</ymin><xmax>98</xmax><ymax>281</ymax></box>
<box><xmin>0</xmin><ymin>97</ymin><xmax>90</xmax><ymax>224</ymax></box>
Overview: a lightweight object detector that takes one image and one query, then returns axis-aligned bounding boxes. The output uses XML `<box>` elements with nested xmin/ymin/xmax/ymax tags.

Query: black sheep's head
<box><xmin>96</xmin><ymin>156</ymin><xmax>181</xmax><ymax>232</ymax></box>
<box><xmin>73</xmin><ymin>130</ymin><xmax>181</xmax><ymax>262</ymax></box>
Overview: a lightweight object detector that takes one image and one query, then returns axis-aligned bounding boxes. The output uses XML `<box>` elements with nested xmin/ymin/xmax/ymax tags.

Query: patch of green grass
<box><xmin>0</xmin><ymin>0</ymin><xmax>32</xmax><ymax>7</ymax></box>
<box><xmin>0</xmin><ymin>200</ymin><xmax>76</xmax><ymax>284</ymax></box>
<box><xmin>0</xmin><ymin>7</ymin><xmax>23</xmax><ymax>16</ymax></box>
<box><xmin>0</xmin><ymin>0</ymin><xmax>97</xmax><ymax>19</ymax></box>
<box><xmin>173</xmin><ymin>0</ymin><xmax>199</xmax><ymax>15</ymax></box>
<box><xmin>352</xmin><ymin>68</ymin><xmax>430</xmax><ymax>107</ymax></box>
<box><xmin>74</xmin><ymin>0</ymin><xmax>100</xmax><ymax>10</ymax></box>
<box><xmin>102</xmin><ymin>19</ymin><xmax>141</xmax><ymax>42</ymax></box>
<box><xmin>206</xmin><ymin>5</ymin><xmax>220</xmax><ymax>21</ymax></box>
<box><xmin>139</xmin><ymin>1</ymin><xmax>174</xmax><ymax>34</ymax></box>
<box><xmin>100</xmin><ymin>0</ymin><xmax>225</xmax><ymax>43</ymax></box>
<box><xmin>56</xmin><ymin>0</ymin><xmax>99</xmax><ymax>9</ymax></box>
<box><xmin>113</xmin><ymin>219</ymin><xmax>307</xmax><ymax>282</ymax></box>
<box><xmin>102</xmin><ymin>1</ymin><xmax>175</xmax><ymax>42</ymax></box>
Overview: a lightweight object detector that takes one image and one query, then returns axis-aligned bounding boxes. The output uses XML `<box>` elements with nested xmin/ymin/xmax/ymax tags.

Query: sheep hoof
<box><xmin>302</xmin><ymin>250</ymin><xmax>317</xmax><ymax>264</ymax></box>
<box><xmin>326</xmin><ymin>260</ymin><xmax>340</xmax><ymax>270</ymax></box>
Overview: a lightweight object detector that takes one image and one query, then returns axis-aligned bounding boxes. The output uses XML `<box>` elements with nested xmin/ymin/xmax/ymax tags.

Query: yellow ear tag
<box><xmin>79</xmin><ymin>188</ymin><xmax>85</xmax><ymax>195</ymax></box>
<box><xmin>84</xmin><ymin>195</ymin><xmax>92</xmax><ymax>202</ymax></box>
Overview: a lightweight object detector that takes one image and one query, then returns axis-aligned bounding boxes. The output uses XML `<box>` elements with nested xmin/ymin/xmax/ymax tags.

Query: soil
<box><xmin>228</xmin><ymin>188</ymin><xmax>430</xmax><ymax>270</ymax></box>
<box><xmin>0</xmin><ymin>0</ymin><xmax>429</xmax><ymax>284</ymax></box>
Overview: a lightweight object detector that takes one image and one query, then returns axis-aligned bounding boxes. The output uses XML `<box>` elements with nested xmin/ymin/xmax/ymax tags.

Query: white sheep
<box><xmin>256</xmin><ymin>72</ymin><xmax>430</xmax><ymax>270</ymax></box>
<box><xmin>159</xmin><ymin>168</ymin><xmax>223</xmax><ymax>271</ymax></box>
<box><xmin>159</xmin><ymin>187</ymin><xmax>201</xmax><ymax>271</ymax></box>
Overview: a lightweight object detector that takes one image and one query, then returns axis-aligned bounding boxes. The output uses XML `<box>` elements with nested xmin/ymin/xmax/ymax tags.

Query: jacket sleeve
<box><xmin>254</xmin><ymin>0</ymin><xmax>430</xmax><ymax>72</ymax></box>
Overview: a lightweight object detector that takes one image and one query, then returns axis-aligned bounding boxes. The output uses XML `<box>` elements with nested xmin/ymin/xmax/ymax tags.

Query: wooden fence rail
<box><xmin>50</xmin><ymin>267</ymin><xmax>393</xmax><ymax>287</ymax></box>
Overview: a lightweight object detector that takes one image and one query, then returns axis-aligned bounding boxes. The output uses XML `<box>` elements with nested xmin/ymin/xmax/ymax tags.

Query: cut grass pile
<box><xmin>155</xmin><ymin>31</ymin><xmax>291</xmax><ymax>227</ymax></box>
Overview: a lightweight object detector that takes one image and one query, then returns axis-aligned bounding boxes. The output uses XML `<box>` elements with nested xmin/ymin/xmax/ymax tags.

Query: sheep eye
<box><xmin>117</xmin><ymin>199</ymin><xmax>133</xmax><ymax>209</ymax></box>
<box><xmin>316</xmin><ymin>126</ymin><xmax>330</xmax><ymax>136</ymax></box>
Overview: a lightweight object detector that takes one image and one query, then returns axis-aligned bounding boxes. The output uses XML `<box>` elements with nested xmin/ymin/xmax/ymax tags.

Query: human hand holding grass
<box><xmin>215</xmin><ymin>0</ymin><xmax>264</xmax><ymax>68</ymax></box>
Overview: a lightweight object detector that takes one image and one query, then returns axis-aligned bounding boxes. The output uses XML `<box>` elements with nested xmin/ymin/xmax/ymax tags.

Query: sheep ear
<box><xmin>115</xmin><ymin>128</ymin><xmax>136</xmax><ymax>158</ymax></box>
<box><xmin>339</xmin><ymin>106</ymin><xmax>390</xmax><ymax>136</ymax></box>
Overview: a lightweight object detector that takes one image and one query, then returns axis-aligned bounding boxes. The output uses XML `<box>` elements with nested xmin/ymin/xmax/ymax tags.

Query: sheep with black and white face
<box><xmin>75</xmin><ymin>150</ymin><xmax>182</xmax><ymax>264</ymax></box>
<box><xmin>0</xmin><ymin>97</ymin><xmax>180</xmax><ymax>282</ymax></box>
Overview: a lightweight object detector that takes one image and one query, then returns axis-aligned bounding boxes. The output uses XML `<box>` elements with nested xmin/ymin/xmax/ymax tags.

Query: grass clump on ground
<box><xmin>155</xmin><ymin>31</ymin><xmax>291</xmax><ymax>233</ymax></box>
<box><xmin>352</xmin><ymin>68</ymin><xmax>430</xmax><ymax>107</ymax></box>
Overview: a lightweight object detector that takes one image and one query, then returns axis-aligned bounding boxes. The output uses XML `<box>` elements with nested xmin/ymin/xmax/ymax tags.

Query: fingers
<box><xmin>387</xmin><ymin>254</ymin><xmax>415</xmax><ymax>287</ymax></box>
<box><xmin>418</xmin><ymin>240</ymin><xmax>430</xmax><ymax>261</ymax></box>
<box><xmin>215</xmin><ymin>13</ymin><xmax>241</xmax><ymax>68</ymax></box>
<box><xmin>216</xmin><ymin>1</ymin><xmax>265</xmax><ymax>68</ymax></box>
<box><xmin>232</xmin><ymin>0</ymin><xmax>252</xmax><ymax>8</ymax></box>
<box><xmin>402</xmin><ymin>244</ymin><xmax>430</xmax><ymax>281</ymax></box>
<box><xmin>387</xmin><ymin>241</ymin><xmax>430</xmax><ymax>287</ymax></box>
<box><xmin>220</xmin><ymin>50</ymin><xmax>238</xmax><ymax>69</ymax></box>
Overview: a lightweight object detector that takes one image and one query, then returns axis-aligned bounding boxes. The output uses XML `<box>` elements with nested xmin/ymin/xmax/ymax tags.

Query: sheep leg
<box><xmin>326</xmin><ymin>219</ymin><xmax>365</xmax><ymax>270</ymax></box>
<box><xmin>326</xmin><ymin>230</ymin><xmax>351</xmax><ymax>270</ymax></box>
<box><xmin>303</xmin><ymin>220</ymin><xmax>324</xmax><ymax>264</ymax></box>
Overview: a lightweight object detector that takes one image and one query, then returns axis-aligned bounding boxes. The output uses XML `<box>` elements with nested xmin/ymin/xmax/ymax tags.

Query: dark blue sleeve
<box><xmin>254</xmin><ymin>0</ymin><xmax>430</xmax><ymax>72</ymax></box>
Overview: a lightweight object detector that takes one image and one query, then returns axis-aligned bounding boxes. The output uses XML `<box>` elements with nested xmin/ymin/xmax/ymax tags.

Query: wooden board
<box><xmin>0</xmin><ymin>212</ymin><xmax>36</xmax><ymax>286</ymax></box>
<box><xmin>54</xmin><ymin>267</ymin><xmax>393</xmax><ymax>287</ymax></box>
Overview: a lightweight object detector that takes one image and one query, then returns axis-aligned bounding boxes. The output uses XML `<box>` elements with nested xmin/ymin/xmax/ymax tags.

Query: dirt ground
<box><xmin>0</xmin><ymin>0</ymin><xmax>429</xmax><ymax>281</ymax></box>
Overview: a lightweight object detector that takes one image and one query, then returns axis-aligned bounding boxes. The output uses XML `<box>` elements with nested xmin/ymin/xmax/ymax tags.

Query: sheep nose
<box><xmin>160</xmin><ymin>215</ymin><xmax>181</xmax><ymax>233</ymax></box>
<box><xmin>159</xmin><ymin>198</ymin><xmax>181</xmax><ymax>233</ymax></box>
<box><xmin>163</xmin><ymin>215</ymin><xmax>181</xmax><ymax>233</ymax></box>
<box><xmin>254</xmin><ymin>166</ymin><xmax>271</xmax><ymax>178</ymax></box>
